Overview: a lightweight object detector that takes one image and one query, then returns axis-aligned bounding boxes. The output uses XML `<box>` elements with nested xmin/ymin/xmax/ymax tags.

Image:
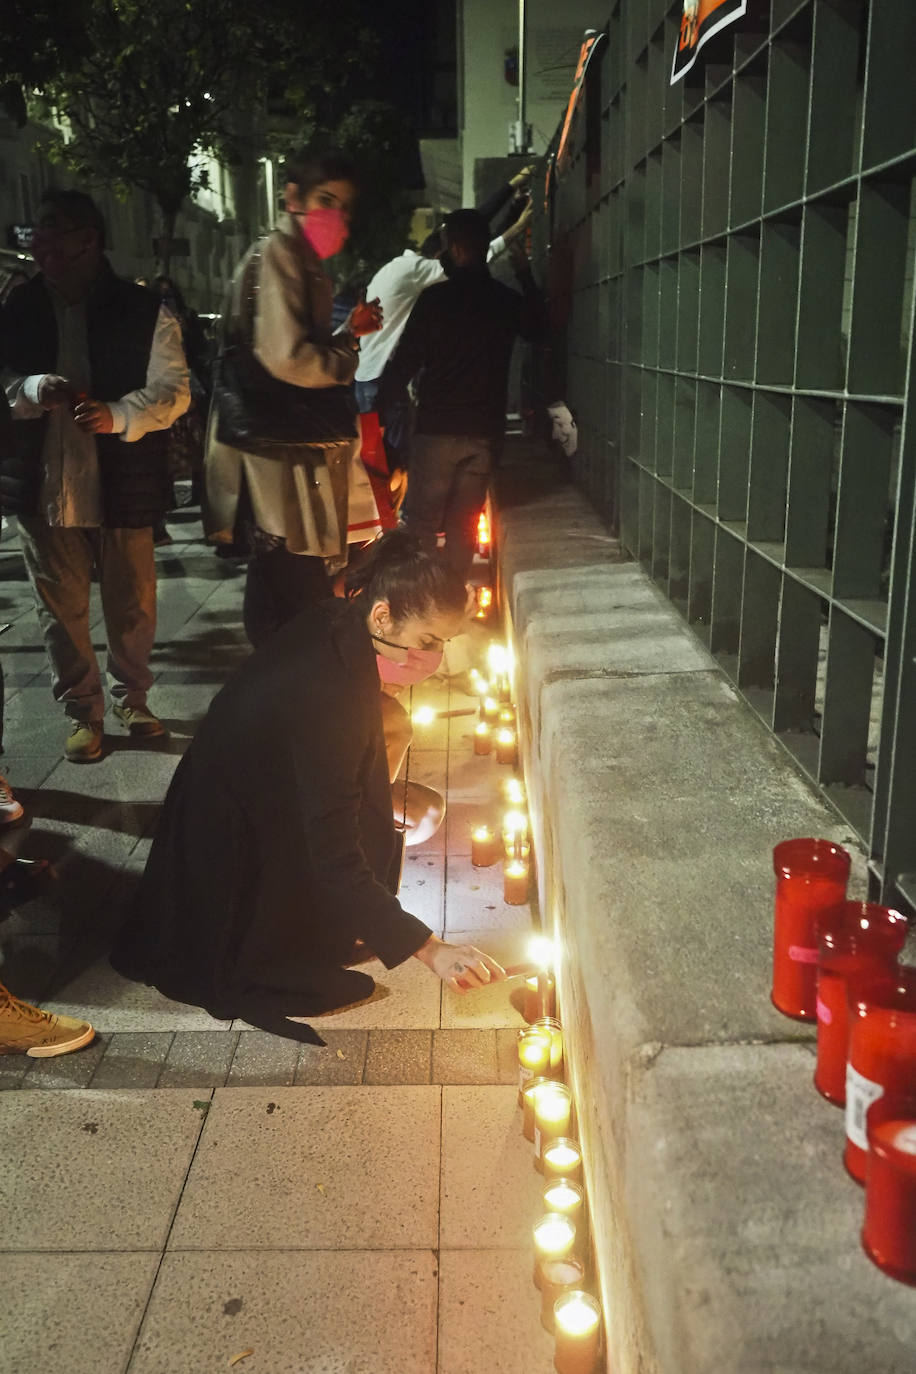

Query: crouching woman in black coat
<box><xmin>110</xmin><ymin>530</ymin><xmax>505</xmax><ymax>1043</ymax></box>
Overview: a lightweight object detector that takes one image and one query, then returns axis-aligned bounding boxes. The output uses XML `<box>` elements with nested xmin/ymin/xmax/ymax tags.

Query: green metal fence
<box><xmin>542</xmin><ymin>0</ymin><xmax>916</xmax><ymax>913</ymax></box>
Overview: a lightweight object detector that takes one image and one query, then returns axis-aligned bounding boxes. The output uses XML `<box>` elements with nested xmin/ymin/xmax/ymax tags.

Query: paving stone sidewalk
<box><xmin>0</xmin><ymin>508</ymin><xmax>559</xmax><ymax>1374</ymax></box>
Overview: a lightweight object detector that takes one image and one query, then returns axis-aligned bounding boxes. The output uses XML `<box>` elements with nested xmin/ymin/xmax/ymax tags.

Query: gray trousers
<box><xmin>18</xmin><ymin>518</ymin><xmax>157</xmax><ymax>723</ymax></box>
<box><xmin>404</xmin><ymin>433</ymin><xmax>494</xmax><ymax>580</ymax></box>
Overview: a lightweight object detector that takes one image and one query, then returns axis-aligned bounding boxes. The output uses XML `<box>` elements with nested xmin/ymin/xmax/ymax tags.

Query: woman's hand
<box><xmin>413</xmin><ymin>934</ymin><xmax>507</xmax><ymax>993</ymax></box>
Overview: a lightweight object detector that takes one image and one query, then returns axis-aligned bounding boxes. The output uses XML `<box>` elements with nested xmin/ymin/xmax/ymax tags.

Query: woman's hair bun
<box><xmin>345</xmin><ymin>529</ymin><xmax>467</xmax><ymax>624</ymax></box>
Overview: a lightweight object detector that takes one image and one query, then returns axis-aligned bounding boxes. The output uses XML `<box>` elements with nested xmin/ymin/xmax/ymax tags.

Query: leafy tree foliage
<box><xmin>2</xmin><ymin>0</ymin><xmax>415</xmax><ymax>281</ymax></box>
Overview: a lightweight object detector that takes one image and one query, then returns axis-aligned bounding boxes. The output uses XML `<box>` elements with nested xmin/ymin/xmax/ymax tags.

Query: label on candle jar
<box><xmin>816</xmin><ymin>996</ymin><xmax>833</xmax><ymax>1025</ymax></box>
<box><xmin>534</xmin><ymin>1126</ymin><xmax>542</xmax><ymax>1157</ymax></box>
<box><xmin>788</xmin><ymin>944</ymin><xmax>819</xmax><ymax>964</ymax></box>
<box><xmin>845</xmin><ymin>1064</ymin><xmax>884</xmax><ymax>1152</ymax></box>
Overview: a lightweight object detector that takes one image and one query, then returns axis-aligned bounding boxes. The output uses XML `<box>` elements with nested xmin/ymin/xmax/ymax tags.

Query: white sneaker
<box><xmin>0</xmin><ymin>774</ymin><xmax>24</xmax><ymax>826</ymax></box>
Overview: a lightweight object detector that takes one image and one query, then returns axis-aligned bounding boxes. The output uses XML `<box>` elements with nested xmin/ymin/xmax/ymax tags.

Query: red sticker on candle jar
<box><xmin>788</xmin><ymin>945</ymin><xmax>819</xmax><ymax>964</ymax></box>
<box><xmin>816</xmin><ymin>996</ymin><xmax>833</xmax><ymax>1025</ymax></box>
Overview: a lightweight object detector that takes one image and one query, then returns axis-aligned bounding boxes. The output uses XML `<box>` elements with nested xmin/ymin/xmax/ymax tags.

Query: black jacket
<box><xmin>377</xmin><ymin>262</ymin><xmax>545</xmax><ymax>441</ymax></box>
<box><xmin>0</xmin><ymin>262</ymin><xmax>171</xmax><ymax>526</ymax></box>
<box><xmin>110</xmin><ymin>599</ymin><xmax>431</xmax><ymax>1043</ymax></box>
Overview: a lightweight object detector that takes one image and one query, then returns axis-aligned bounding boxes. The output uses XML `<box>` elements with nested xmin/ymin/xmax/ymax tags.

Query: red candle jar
<box><xmin>771</xmin><ymin>838</ymin><xmax>850</xmax><ymax>1019</ymax></box>
<box><xmin>862</xmin><ymin>1097</ymin><xmax>916</xmax><ymax>1286</ymax></box>
<box><xmin>845</xmin><ymin>967</ymin><xmax>916</xmax><ymax>1184</ymax></box>
<box><xmin>815</xmin><ymin>903</ymin><xmax>908</xmax><ymax>1106</ymax></box>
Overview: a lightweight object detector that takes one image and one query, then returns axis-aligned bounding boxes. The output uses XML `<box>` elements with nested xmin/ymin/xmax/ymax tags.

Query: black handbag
<box><xmin>213</xmin><ymin>246</ymin><xmax>358</xmax><ymax>457</ymax></box>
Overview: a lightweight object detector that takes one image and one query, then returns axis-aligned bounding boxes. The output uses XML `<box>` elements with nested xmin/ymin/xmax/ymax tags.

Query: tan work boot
<box><xmin>0</xmin><ymin>983</ymin><xmax>95</xmax><ymax>1057</ymax></box>
<box><xmin>112</xmin><ymin>703</ymin><xmax>165</xmax><ymax>738</ymax></box>
<box><xmin>65</xmin><ymin>720</ymin><xmax>104</xmax><ymax>763</ymax></box>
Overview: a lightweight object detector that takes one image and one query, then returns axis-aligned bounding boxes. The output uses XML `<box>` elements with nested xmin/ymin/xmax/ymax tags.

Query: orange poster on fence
<box><xmin>671</xmin><ymin>0</ymin><xmax>746</xmax><ymax>83</ymax></box>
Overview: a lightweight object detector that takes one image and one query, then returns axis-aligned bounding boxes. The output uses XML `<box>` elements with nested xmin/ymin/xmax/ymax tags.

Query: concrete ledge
<box><xmin>495</xmin><ymin>446</ymin><xmax>916</xmax><ymax>1373</ymax></box>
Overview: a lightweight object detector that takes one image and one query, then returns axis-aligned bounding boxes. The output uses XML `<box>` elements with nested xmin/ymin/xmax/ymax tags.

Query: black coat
<box><xmin>0</xmin><ymin>262</ymin><xmax>171</xmax><ymax>526</ymax></box>
<box><xmin>111</xmin><ymin>599</ymin><xmax>431</xmax><ymax>1044</ymax></box>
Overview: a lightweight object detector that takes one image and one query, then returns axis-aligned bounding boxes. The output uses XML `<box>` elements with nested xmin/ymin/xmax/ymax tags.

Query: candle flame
<box><xmin>544</xmin><ymin>1140</ymin><xmax>581</xmax><ymax>1169</ymax></box>
<box><xmin>533</xmin><ymin>1212</ymin><xmax>576</xmax><ymax>1254</ymax></box>
<box><xmin>528</xmin><ymin>933</ymin><xmax>554</xmax><ymax>969</ymax></box>
<box><xmin>472</xmin><ymin>825</ymin><xmax>493</xmax><ymax>841</ymax></box>
<box><xmin>475</xmin><ymin>722</ymin><xmax>490</xmax><ymax>736</ymax></box>
<box><xmin>412</xmin><ymin>705</ymin><xmax>436</xmax><ymax>726</ymax></box>
<box><xmin>487</xmin><ymin>644</ymin><xmax>508</xmax><ymax>675</ymax></box>
<box><xmin>554</xmin><ymin>1292</ymin><xmax>600</xmax><ymax>1337</ymax></box>
<box><xmin>505</xmin><ymin>860</ymin><xmax>528</xmax><ymax>878</ymax></box>
<box><xmin>545</xmin><ymin>1180</ymin><xmax>581</xmax><ymax>1210</ymax></box>
<box><xmin>497</xmin><ymin>728</ymin><xmax>516</xmax><ymax>745</ymax></box>
<box><xmin>504</xmin><ymin>778</ymin><xmax>526</xmax><ymax>805</ymax></box>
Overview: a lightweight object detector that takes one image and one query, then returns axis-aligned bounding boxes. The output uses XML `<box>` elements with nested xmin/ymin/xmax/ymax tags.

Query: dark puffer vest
<box><xmin>0</xmin><ymin>262</ymin><xmax>171</xmax><ymax>527</ymax></box>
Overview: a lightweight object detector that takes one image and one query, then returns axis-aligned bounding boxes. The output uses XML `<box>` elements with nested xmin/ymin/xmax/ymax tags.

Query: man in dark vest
<box><xmin>0</xmin><ymin>190</ymin><xmax>190</xmax><ymax>761</ymax></box>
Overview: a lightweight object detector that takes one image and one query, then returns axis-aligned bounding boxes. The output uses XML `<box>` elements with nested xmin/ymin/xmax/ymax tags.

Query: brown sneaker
<box><xmin>65</xmin><ymin>720</ymin><xmax>104</xmax><ymax>763</ymax></box>
<box><xmin>0</xmin><ymin>983</ymin><xmax>95</xmax><ymax>1057</ymax></box>
<box><xmin>112</xmin><ymin>703</ymin><xmax>166</xmax><ymax>738</ymax></box>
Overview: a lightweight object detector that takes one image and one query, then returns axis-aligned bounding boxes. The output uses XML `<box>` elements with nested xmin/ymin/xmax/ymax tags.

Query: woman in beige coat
<box><xmin>205</xmin><ymin>144</ymin><xmax>382</xmax><ymax>645</ymax></box>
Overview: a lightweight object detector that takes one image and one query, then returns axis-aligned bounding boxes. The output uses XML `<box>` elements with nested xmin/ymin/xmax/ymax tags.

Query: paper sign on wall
<box><xmin>671</xmin><ymin>0</ymin><xmax>747</xmax><ymax>83</ymax></box>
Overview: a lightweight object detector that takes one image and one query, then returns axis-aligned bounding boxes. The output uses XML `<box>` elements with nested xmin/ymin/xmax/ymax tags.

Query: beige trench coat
<box><xmin>204</xmin><ymin>214</ymin><xmax>360</xmax><ymax>558</ymax></box>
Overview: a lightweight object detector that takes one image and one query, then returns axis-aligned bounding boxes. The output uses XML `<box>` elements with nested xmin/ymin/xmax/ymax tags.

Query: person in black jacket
<box><xmin>110</xmin><ymin>530</ymin><xmax>505</xmax><ymax>1044</ymax></box>
<box><xmin>377</xmin><ymin>208</ymin><xmax>545</xmax><ymax>578</ymax></box>
<box><xmin>0</xmin><ymin>189</ymin><xmax>190</xmax><ymax>763</ymax></box>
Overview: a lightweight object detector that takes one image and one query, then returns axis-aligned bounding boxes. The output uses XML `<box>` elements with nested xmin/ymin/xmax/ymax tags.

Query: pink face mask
<box><xmin>300</xmin><ymin>205</ymin><xmax>349</xmax><ymax>259</ymax></box>
<box><xmin>373</xmin><ymin>637</ymin><xmax>443</xmax><ymax>688</ymax></box>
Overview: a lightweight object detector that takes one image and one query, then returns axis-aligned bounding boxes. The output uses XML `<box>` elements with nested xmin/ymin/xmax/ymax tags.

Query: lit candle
<box><xmin>476</xmin><ymin>509</ymin><xmax>491</xmax><ymax>556</ymax></box>
<box><xmin>473</xmin><ymin>722</ymin><xmax>492</xmax><ymax>756</ymax></box>
<box><xmin>517</xmin><ymin>1027</ymin><xmax>552</xmax><ymax>1101</ymax></box>
<box><xmin>503</xmin><ymin>776</ymin><xmax>526</xmax><ymax>806</ymax></box>
<box><xmin>528</xmin><ymin>935</ymin><xmax>558</xmax><ymax>1020</ymax></box>
<box><xmin>553</xmin><ymin>1291</ymin><xmax>602</xmax><ymax>1374</ymax></box>
<box><xmin>521</xmin><ymin>1077</ymin><xmax>554</xmax><ymax>1142</ymax></box>
<box><xmin>532</xmin><ymin>1015</ymin><xmax>563</xmax><ymax>1072</ymax></box>
<box><xmin>534</xmin><ymin>1082</ymin><xmax>573</xmax><ymax>1165</ymax></box>
<box><xmin>862</xmin><ymin>1101</ymin><xmax>916</xmax><ymax>1285</ymax></box>
<box><xmin>476</xmin><ymin>585</ymin><xmax>493</xmax><ymax>618</ymax></box>
<box><xmin>503</xmin><ymin>858</ymin><xmax>529</xmax><ymax>904</ymax></box>
<box><xmin>498</xmin><ymin>673</ymin><xmax>512</xmax><ymax>704</ymax></box>
<box><xmin>537</xmin><ymin>1256</ymin><xmax>587</xmax><ymax>1331</ymax></box>
<box><xmin>487</xmin><ymin>643</ymin><xmax>508</xmax><ymax>678</ymax></box>
<box><xmin>524</xmin><ymin>974</ymin><xmax>557</xmax><ymax>1023</ymax></box>
<box><xmin>411</xmin><ymin>704</ymin><xmax>436</xmax><ymax>726</ymax></box>
<box><xmin>498</xmin><ymin>705</ymin><xmax>515</xmax><ymax>727</ymax></box>
<box><xmin>542</xmin><ymin>1137</ymin><xmax>583</xmax><ymax>1181</ymax></box>
<box><xmin>470</xmin><ymin>825</ymin><xmax>499</xmax><ymax>867</ymax></box>
<box><xmin>496</xmin><ymin>727</ymin><xmax>518</xmax><ymax>766</ymax></box>
<box><xmin>481</xmin><ymin>696</ymin><xmax>499</xmax><ymax>724</ymax></box>
<box><xmin>502</xmin><ymin>809</ymin><xmax>530</xmax><ymax>858</ymax></box>
<box><xmin>543</xmin><ymin>1178</ymin><xmax>585</xmax><ymax>1220</ymax></box>
<box><xmin>533</xmin><ymin>1212</ymin><xmax>577</xmax><ymax>1278</ymax></box>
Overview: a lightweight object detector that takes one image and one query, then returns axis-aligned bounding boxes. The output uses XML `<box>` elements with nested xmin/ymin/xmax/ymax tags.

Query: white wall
<box><xmin>459</xmin><ymin>0</ymin><xmax>608</xmax><ymax>202</ymax></box>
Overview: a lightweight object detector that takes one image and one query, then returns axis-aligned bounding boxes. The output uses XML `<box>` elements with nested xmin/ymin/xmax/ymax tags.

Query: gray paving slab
<box><xmin>20</xmin><ymin>1032</ymin><xmax>108</xmax><ymax>1089</ymax></box>
<box><xmin>440</xmin><ymin>1086</ymin><xmax>545</xmax><ymax>1249</ymax></box>
<box><xmin>0</xmin><ymin>1088</ymin><xmax>209</xmax><ymax>1250</ymax></box>
<box><xmin>303</xmin><ymin>953</ymin><xmax>441</xmax><ymax>1030</ymax></box>
<box><xmin>294</xmin><ymin>1028</ymin><xmax>367</xmax><ymax>1085</ymax></box>
<box><xmin>438</xmin><ymin>1249</ymin><xmax>557</xmax><ymax>1374</ymax></box>
<box><xmin>226</xmin><ymin>1029</ymin><xmax>301</xmax><ymax>1086</ymax></box>
<box><xmin>0</xmin><ymin>1251</ymin><xmax>160</xmax><ymax>1374</ymax></box>
<box><xmin>399</xmin><ymin>850</ymin><xmax>445</xmax><ymax>930</ymax></box>
<box><xmin>90</xmin><ymin>1031</ymin><xmax>175</xmax><ymax>1088</ymax></box>
<box><xmin>364</xmin><ymin>1029</ymin><xmax>432</xmax><ymax>1084</ymax></box>
<box><xmin>626</xmin><ymin>1044</ymin><xmax>916</xmax><ymax>1374</ymax></box>
<box><xmin>128</xmin><ymin>1250</ymin><xmax>438</xmax><ymax>1374</ymax></box>
<box><xmin>158</xmin><ymin>1030</ymin><xmax>239</xmax><ymax>1087</ymax></box>
<box><xmin>432</xmin><ymin>1029</ymin><xmax>499</xmax><ymax>1083</ymax></box>
<box><xmin>445</xmin><ymin>853</ymin><xmax>531</xmax><ymax>934</ymax></box>
<box><xmin>168</xmin><ymin>1086</ymin><xmax>441</xmax><ymax>1251</ymax></box>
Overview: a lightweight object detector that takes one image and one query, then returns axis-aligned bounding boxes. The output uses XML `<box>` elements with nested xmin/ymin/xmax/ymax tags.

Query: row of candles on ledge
<box><xmin>468</xmin><ymin>654</ymin><xmax>529</xmax><ymax>906</ymax></box>
<box><xmin>466</xmin><ymin>642</ymin><xmax>605</xmax><ymax>1371</ymax></box>
<box><xmin>516</xmin><ymin>939</ymin><xmax>604</xmax><ymax>1373</ymax></box>
<box><xmin>772</xmin><ymin>838</ymin><xmax>916</xmax><ymax>1287</ymax></box>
